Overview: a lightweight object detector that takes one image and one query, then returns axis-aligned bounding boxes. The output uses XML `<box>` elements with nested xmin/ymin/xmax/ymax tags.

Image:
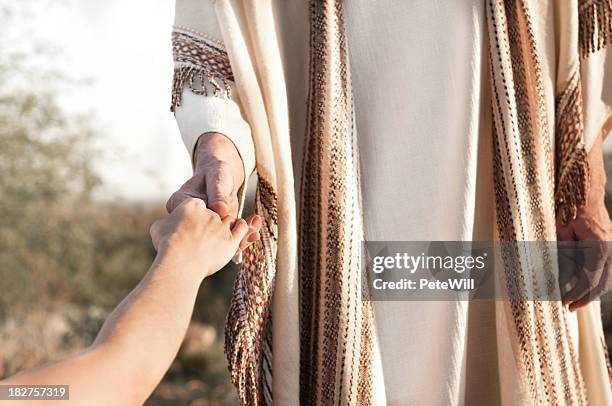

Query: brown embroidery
<box><xmin>170</xmin><ymin>27</ymin><xmax>233</xmax><ymax>112</ymax></box>
<box><xmin>555</xmin><ymin>70</ymin><xmax>590</xmax><ymax>225</ymax></box>
<box><xmin>300</xmin><ymin>0</ymin><xmax>374</xmax><ymax>404</ymax></box>
<box><xmin>225</xmin><ymin>175</ymin><xmax>278</xmax><ymax>406</ymax></box>
<box><xmin>487</xmin><ymin>0</ymin><xmax>587</xmax><ymax>404</ymax></box>
<box><xmin>578</xmin><ymin>0</ymin><xmax>612</xmax><ymax>58</ymax></box>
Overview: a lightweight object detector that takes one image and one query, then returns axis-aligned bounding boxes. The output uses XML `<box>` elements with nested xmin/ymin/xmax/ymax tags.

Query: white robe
<box><xmin>346</xmin><ymin>2</ymin><xmax>496</xmax><ymax>404</ymax></box>
<box><xmin>172</xmin><ymin>0</ymin><xmax>612</xmax><ymax>404</ymax></box>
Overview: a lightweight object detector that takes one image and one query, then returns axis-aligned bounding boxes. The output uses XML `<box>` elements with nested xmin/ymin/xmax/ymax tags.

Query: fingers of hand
<box><xmin>556</xmin><ymin>224</ymin><xmax>575</xmax><ymax>242</ymax></box>
<box><xmin>557</xmin><ymin>246</ymin><xmax>577</xmax><ymax>289</ymax></box>
<box><xmin>557</xmin><ymin>208</ymin><xmax>612</xmax><ymax>310</ymax></box>
<box><xmin>166</xmin><ymin>173</ymin><xmax>206</xmax><ymax>213</ymax></box>
<box><xmin>180</xmin><ymin>197</ymin><xmax>208</xmax><ymax>219</ymax></box>
<box><xmin>564</xmin><ymin>242</ymin><xmax>611</xmax><ymax>311</ymax></box>
<box><xmin>236</xmin><ymin>215</ymin><xmax>261</xmax><ymax>252</ymax></box>
<box><xmin>562</xmin><ymin>258</ymin><xmax>601</xmax><ymax>305</ymax></box>
<box><xmin>228</xmin><ymin>214</ymin><xmax>263</xmax><ymax>257</ymax></box>
<box><xmin>230</xmin><ymin>218</ymin><xmax>249</xmax><ymax>243</ymax></box>
<box><xmin>568</xmin><ymin>267</ymin><xmax>609</xmax><ymax>312</ymax></box>
<box><xmin>149</xmin><ymin>220</ymin><xmax>163</xmax><ymax>250</ymax></box>
<box><xmin>247</xmin><ymin>214</ymin><xmax>262</xmax><ymax>233</ymax></box>
<box><xmin>563</xmin><ymin>275</ymin><xmax>591</xmax><ymax>305</ymax></box>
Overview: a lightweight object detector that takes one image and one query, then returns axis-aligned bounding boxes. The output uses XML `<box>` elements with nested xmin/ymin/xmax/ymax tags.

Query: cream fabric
<box><xmin>172</xmin><ymin>0</ymin><xmax>612</xmax><ymax>404</ymax></box>
<box><xmin>175</xmin><ymin>91</ymin><xmax>255</xmax><ymax>175</ymax></box>
<box><xmin>345</xmin><ymin>1</ymin><xmax>490</xmax><ymax>404</ymax></box>
<box><xmin>215</xmin><ymin>2</ymin><xmax>301</xmax><ymax>404</ymax></box>
<box><xmin>175</xmin><ymin>2</ymin><xmax>300</xmax><ymax>402</ymax></box>
<box><xmin>582</xmin><ymin>48</ymin><xmax>612</xmax><ymax>149</ymax></box>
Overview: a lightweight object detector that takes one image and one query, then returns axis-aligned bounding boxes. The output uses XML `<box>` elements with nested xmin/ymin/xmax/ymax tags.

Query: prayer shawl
<box><xmin>487</xmin><ymin>1</ymin><xmax>612</xmax><ymax>405</ymax></box>
<box><xmin>171</xmin><ymin>0</ymin><xmax>612</xmax><ymax>404</ymax></box>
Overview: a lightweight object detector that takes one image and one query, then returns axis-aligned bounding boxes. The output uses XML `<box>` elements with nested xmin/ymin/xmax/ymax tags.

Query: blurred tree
<box><xmin>0</xmin><ymin>3</ymin><xmax>239</xmax><ymax>403</ymax></box>
<box><xmin>0</xmin><ymin>0</ymin><xmax>160</xmax><ymax>375</ymax></box>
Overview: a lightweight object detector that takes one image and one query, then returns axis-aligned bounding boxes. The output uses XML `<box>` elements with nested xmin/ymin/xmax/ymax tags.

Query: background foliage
<box><xmin>0</xmin><ymin>62</ymin><xmax>239</xmax><ymax>406</ymax></box>
<box><xmin>0</xmin><ymin>2</ymin><xmax>238</xmax><ymax>404</ymax></box>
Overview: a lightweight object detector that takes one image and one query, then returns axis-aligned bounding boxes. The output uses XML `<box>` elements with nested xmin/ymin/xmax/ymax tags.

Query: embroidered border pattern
<box><xmin>170</xmin><ymin>27</ymin><xmax>233</xmax><ymax>112</ymax></box>
<box><xmin>300</xmin><ymin>1</ymin><xmax>374</xmax><ymax>404</ymax></box>
<box><xmin>555</xmin><ymin>70</ymin><xmax>589</xmax><ymax>224</ymax></box>
<box><xmin>225</xmin><ymin>175</ymin><xmax>278</xmax><ymax>406</ymax></box>
<box><xmin>487</xmin><ymin>1</ymin><xmax>587</xmax><ymax>404</ymax></box>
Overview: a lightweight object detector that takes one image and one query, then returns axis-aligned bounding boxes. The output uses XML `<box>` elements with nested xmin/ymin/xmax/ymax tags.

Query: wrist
<box><xmin>194</xmin><ymin>133</ymin><xmax>238</xmax><ymax>163</ymax></box>
<box><xmin>194</xmin><ymin>133</ymin><xmax>245</xmax><ymax>184</ymax></box>
<box><xmin>587</xmin><ymin>169</ymin><xmax>606</xmax><ymax>204</ymax></box>
<box><xmin>587</xmin><ymin>184</ymin><xmax>606</xmax><ymax>203</ymax></box>
<box><xmin>152</xmin><ymin>247</ymin><xmax>212</xmax><ymax>287</ymax></box>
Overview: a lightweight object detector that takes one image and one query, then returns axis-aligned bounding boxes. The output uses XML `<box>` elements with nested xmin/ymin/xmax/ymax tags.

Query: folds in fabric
<box><xmin>170</xmin><ymin>0</ymin><xmax>612</xmax><ymax>404</ymax></box>
<box><xmin>487</xmin><ymin>0</ymin><xmax>611</xmax><ymax>404</ymax></box>
<box><xmin>299</xmin><ymin>1</ymin><xmax>374</xmax><ymax>405</ymax></box>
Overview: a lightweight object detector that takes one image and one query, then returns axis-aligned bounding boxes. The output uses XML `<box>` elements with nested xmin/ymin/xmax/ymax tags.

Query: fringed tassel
<box><xmin>579</xmin><ymin>0</ymin><xmax>612</xmax><ymax>57</ymax></box>
<box><xmin>224</xmin><ymin>176</ymin><xmax>278</xmax><ymax>406</ymax></box>
<box><xmin>170</xmin><ymin>65</ymin><xmax>232</xmax><ymax>112</ymax></box>
<box><xmin>556</xmin><ymin>151</ymin><xmax>589</xmax><ymax>223</ymax></box>
<box><xmin>555</xmin><ymin>71</ymin><xmax>590</xmax><ymax>224</ymax></box>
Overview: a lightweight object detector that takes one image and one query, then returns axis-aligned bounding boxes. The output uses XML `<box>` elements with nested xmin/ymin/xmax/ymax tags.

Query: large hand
<box><xmin>167</xmin><ymin>133</ymin><xmax>261</xmax><ymax>253</ymax></box>
<box><xmin>557</xmin><ymin>135</ymin><xmax>612</xmax><ymax>311</ymax></box>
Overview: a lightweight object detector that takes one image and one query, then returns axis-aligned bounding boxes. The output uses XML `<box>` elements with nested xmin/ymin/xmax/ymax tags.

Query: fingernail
<box><xmin>250</xmin><ymin>215</ymin><xmax>262</xmax><ymax>227</ymax></box>
<box><xmin>231</xmin><ymin>252</ymin><xmax>243</xmax><ymax>264</ymax></box>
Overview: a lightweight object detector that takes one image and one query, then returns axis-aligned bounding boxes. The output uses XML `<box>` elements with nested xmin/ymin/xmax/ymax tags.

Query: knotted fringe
<box><xmin>170</xmin><ymin>24</ymin><xmax>276</xmax><ymax>405</ymax></box>
<box><xmin>555</xmin><ymin>70</ymin><xmax>589</xmax><ymax>224</ymax></box>
<box><xmin>170</xmin><ymin>28</ymin><xmax>234</xmax><ymax>112</ymax></box>
<box><xmin>170</xmin><ymin>65</ymin><xmax>232</xmax><ymax>112</ymax></box>
<box><xmin>578</xmin><ymin>0</ymin><xmax>612</xmax><ymax>57</ymax></box>
<box><xmin>224</xmin><ymin>176</ymin><xmax>278</xmax><ymax>406</ymax></box>
<box><xmin>300</xmin><ymin>0</ymin><xmax>374</xmax><ymax>404</ymax></box>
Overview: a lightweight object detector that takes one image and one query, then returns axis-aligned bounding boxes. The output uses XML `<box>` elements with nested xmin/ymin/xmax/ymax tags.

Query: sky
<box><xmin>5</xmin><ymin>0</ymin><xmax>192</xmax><ymax>201</ymax></box>
<box><xmin>2</xmin><ymin>1</ymin><xmax>610</xmax><ymax>201</ymax></box>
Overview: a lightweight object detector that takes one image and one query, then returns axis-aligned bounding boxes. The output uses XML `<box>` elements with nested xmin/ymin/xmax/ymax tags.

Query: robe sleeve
<box><xmin>171</xmin><ymin>0</ymin><xmax>256</xmax><ymax>215</ymax></box>
<box><xmin>580</xmin><ymin>47</ymin><xmax>612</xmax><ymax>150</ymax></box>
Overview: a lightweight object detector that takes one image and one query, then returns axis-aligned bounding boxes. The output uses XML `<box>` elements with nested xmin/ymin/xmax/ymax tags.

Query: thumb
<box><xmin>230</xmin><ymin>218</ymin><xmax>249</xmax><ymax>243</ymax></box>
<box><xmin>149</xmin><ymin>219</ymin><xmax>164</xmax><ymax>251</ymax></box>
<box><xmin>205</xmin><ymin>163</ymin><xmax>234</xmax><ymax>217</ymax></box>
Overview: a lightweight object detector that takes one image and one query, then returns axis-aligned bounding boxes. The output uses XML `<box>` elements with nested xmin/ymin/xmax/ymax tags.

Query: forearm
<box><xmin>3</xmin><ymin>255</ymin><xmax>203</xmax><ymax>405</ymax></box>
<box><xmin>90</xmin><ymin>255</ymin><xmax>202</xmax><ymax>403</ymax></box>
<box><xmin>170</xmin><ymin>10</ymin><xmax>256</xmax><ymax>220</ymax></box>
